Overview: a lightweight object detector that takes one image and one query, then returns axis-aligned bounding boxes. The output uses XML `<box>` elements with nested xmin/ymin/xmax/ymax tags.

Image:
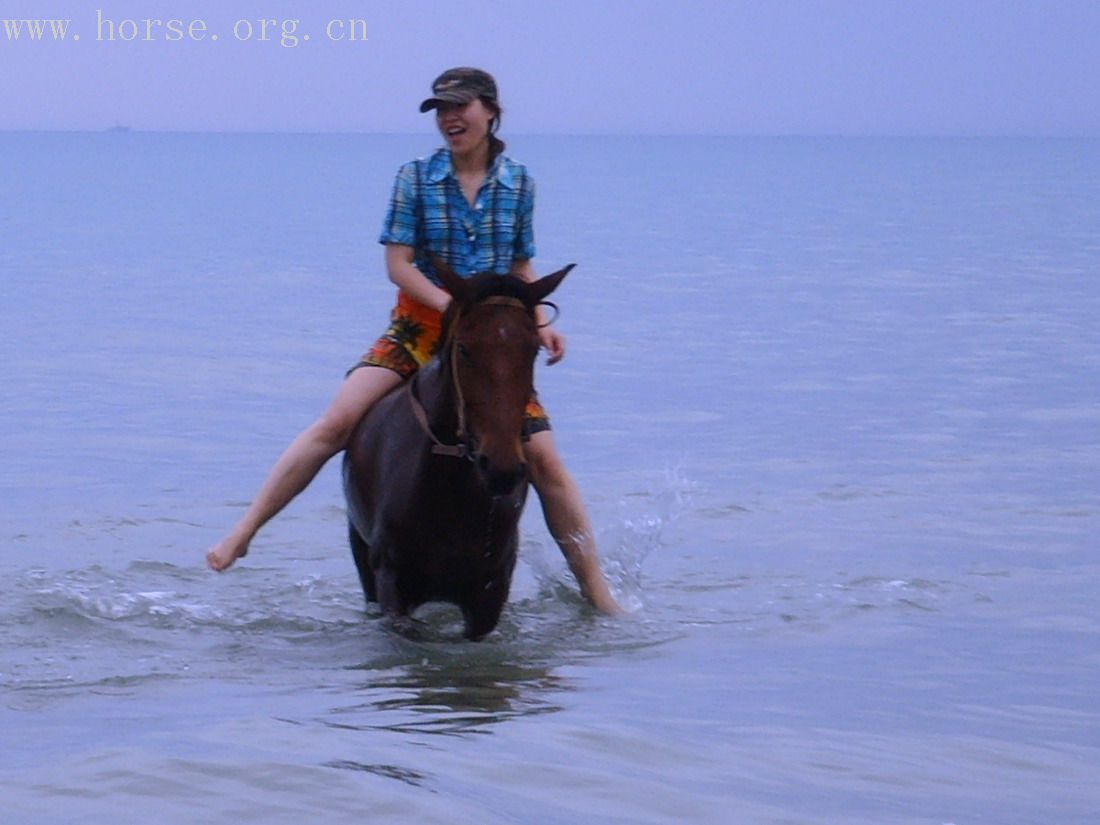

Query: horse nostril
<box><xmin>477</xmin><ymin>454</ymin><xmax>492</xmax><ymax>475</ymax></box>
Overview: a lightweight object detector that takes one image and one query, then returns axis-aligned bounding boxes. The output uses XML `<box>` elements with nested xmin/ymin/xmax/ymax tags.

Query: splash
<box><xmin>522</xmin><ymin>465</ymin><xmax>698</xmax><ymax>613</ymax></box>
<box><xmin>601</xmin><ymin>466</ymin><xmax>697</xmax><ymax>611</ymax></box>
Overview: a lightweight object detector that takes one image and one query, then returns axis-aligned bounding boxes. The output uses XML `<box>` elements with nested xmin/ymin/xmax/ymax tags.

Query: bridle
<box><xmin>407</xmin><ymin>295</ymin><xmax>541</xmax><ymax>460</ymax></box>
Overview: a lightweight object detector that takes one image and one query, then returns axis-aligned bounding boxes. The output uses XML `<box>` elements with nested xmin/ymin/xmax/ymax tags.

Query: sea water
<box><xmin>1</xmin><ymin>132</ymin><xmax>1098</xmax><ymax>824</ymax></box>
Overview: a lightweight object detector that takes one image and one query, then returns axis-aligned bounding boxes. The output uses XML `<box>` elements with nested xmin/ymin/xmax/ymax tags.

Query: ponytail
<box><xmin>483</xmin><ymin>98</ymin><xmax>506</xmax><ymax>162</ymax></box>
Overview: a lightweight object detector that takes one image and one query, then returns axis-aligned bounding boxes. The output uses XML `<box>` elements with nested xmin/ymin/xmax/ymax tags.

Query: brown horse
<box><xmin>342</xmin><ymin>261</ymin><xmax>573</xmax><ymax>640</ymax></box>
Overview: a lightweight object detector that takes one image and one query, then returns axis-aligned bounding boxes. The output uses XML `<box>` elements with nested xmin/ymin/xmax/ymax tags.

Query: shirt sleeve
<box><xmin>513</xmin><ymin>173</ymin><xmax>536</xmax><ymax>260</ymax></box>
<box><xmin>378</xmin><ymin>162</ymin><xmax>419</xmax><ymax>246</ymax></box>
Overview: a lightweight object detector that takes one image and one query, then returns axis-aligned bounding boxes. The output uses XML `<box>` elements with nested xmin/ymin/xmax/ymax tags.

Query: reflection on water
<box><xmin>330</xmin><ymin>659</ymin><xmax>572</xmax><ymax>738</ymax></box>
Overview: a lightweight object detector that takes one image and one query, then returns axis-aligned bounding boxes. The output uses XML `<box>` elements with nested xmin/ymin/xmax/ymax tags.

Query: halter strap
<box><xmin>407</xmin><ymin>377</ymin><xmax>467</xmax><ymax>458</ymax></box>
<box><xmin>475</xmin><ymin>296</ymin><xmax>528</xmax><ymax>310</ymax></box>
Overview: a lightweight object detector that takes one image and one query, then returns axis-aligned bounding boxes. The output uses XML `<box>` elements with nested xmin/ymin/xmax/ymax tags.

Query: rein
<box><xmin>406</xmin><ymin>295</ymin><xmax>534</xmax><ymax>460</ymax></box>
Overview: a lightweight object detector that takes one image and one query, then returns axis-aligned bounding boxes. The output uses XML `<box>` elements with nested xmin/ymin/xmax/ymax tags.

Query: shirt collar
<box><xmin>425</xmin><ymin>148</ymin><xmax>516</xmax><ymax>189</ymax></box>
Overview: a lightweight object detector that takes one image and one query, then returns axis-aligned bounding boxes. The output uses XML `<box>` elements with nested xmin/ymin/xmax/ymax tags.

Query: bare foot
<box><xmin>206</xmin><ymin>531</ymin><xmax>251</xmax><ymax>572</ymax></box>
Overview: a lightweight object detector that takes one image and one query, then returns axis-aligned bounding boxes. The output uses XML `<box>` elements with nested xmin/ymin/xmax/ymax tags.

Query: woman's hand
<box><xmin>385</xmin><ymin>243</ymin><xmax>452</xmax><ymax>312</ymax></box>
<box><xmin>538</xmin><ymin>325</ymin><xmax>566</xmax><ymax>365</ymax></box>
<box><xmin>510</xmin><ymin>259</ymin><xmax>565</xmax><ymax>363</ymax></box>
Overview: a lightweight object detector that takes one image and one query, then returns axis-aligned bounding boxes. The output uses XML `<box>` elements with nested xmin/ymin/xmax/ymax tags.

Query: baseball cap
<box><xmin>419</xmin><ymin>67</ymin><xmax>499</xmax><ymax>113</ymax></box>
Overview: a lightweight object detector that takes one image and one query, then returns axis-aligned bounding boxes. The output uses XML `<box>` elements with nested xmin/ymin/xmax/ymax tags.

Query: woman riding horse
<box><xmin>206</xmin><ymin>67</ymin><xmax>621</xmax><ymax>617</ymax></box>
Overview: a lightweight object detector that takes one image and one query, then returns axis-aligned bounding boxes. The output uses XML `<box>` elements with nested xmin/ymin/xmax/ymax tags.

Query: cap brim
<box><xmin>419</xmin><ymin>90</ymin><xmax>477</xmax><ymax>113</ymax></box>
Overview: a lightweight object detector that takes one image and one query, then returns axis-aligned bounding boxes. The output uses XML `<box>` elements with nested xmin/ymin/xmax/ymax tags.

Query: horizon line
<box><xmin>2</xmin><ymin>127</ymin><xmax>1098</xmax><ymax>140</ymax></box>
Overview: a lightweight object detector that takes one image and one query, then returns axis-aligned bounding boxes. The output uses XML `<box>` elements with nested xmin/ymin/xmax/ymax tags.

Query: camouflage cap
<box><xmin>419</xmin><ymin>67</ymin><xmax>499</xmax><ymax>113</ymax></box>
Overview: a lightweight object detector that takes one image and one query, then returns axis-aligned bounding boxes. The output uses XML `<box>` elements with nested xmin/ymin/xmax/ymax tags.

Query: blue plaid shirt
<box><xmin>378</xmin><ymin>148</ymin><xmax>536</xmax><ymax>285</ymax></box>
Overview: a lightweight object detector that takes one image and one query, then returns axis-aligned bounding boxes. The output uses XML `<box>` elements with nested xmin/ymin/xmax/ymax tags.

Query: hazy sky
<box><xmin>2</xmin><ymin>0</ymin><xmax>1099</xmax><ymax>135</ymax></box>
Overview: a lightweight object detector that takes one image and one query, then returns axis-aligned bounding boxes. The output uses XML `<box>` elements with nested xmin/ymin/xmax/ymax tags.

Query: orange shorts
<box><xmin>350</xmin><ymin>291</ymin><xmax>551</xmax><ymax>436</ymax></box>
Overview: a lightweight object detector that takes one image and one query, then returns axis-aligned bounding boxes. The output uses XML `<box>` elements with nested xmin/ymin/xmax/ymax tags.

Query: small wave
<box><xmin>13</xmin><ymin>563</ymin><xmax>365</xmax><ymax>636</ymax></box>
<box><xmin>28</xmin><ymin>579</ymin><xmax>232</xmax><ymax>628</ymax></box>
<box><xmin>322</xmin><ymin>760</ymin><xmax>429</xmax><ymax>787</ymax></box>
<box><xmin>634</xmin><ymin>567</ymin><xmax>986</xmax><ymax>637</ymax></box>
<box><xmin>6</xmin><ymin>670</ymin><xmax>181</xmax><ymax>696</ymax></box>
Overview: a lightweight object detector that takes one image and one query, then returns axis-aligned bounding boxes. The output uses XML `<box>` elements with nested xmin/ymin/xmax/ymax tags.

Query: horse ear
<box><xmin>523</xmin><ymin>263</ymin><xmax>575</xmax><ymax>306</ymax></box>
<box><xmin>431</xmin><ymin>255</ymin><xmax>467</xmax><ymax>299</ymax></box>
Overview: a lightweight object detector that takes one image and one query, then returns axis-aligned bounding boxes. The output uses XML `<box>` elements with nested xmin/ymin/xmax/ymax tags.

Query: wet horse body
<box><xmin>342</xmin><ymin>356</ymin><xmax>527</xmax><ymax>640</ymax></box>
<box><xmin>342</xmin><ymin>265</ymin><xmax>570</xmax><ymax>640</ymax></box>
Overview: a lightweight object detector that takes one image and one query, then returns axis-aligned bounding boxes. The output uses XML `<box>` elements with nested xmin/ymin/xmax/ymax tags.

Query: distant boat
<box><xmin>105</xmin><ymin>123</ymin><xmax>132</xmax><ymax>133</ymax></box>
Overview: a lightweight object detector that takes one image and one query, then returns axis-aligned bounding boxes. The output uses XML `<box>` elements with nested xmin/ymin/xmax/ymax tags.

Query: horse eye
<box><xmin>456</xmin><ymin>342</ymin><xmax>472</xmax><ymax>362</ymax></box>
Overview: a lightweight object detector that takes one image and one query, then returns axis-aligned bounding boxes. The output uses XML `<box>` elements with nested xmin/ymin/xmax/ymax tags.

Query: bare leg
<box><xmin>524</xmin><ymin>430</ymin><xmax>623</xmax><ymax>615</ymax></box>
<box><xmin>206</xmin><ymin>366</ymin><xmax>402</xmax><ymax>571</ymax></box>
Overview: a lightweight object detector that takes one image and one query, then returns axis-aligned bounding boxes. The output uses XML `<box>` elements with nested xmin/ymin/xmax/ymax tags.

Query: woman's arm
<box><xmin>511</xmin><ymin>258</ymin><xmax>566</xmax><ymax>365</ymax></box>
<box><xmin>385</xmin><ymin>243</ymin><xmax>452</xmax><ymax>313</ymax></box>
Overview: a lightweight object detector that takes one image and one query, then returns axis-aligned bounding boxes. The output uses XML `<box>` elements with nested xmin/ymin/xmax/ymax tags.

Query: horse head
<box><xmin>432</xmin><ymin>257</ymin><xmax>573</xmax><ymax>495</ymax></box>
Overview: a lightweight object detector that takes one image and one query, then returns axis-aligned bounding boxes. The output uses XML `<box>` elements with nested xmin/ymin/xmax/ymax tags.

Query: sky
<box><xmin>1</xmin><ymin>0</ymin><xmax>1099</xmax><ymax>135</ymax></box>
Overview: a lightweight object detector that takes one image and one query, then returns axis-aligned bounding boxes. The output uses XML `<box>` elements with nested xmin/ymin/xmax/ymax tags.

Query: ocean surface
<box><xmin>1</xmin><ymin>132</ymin><xmax>1098</xmax><ymax>824</ymax></box>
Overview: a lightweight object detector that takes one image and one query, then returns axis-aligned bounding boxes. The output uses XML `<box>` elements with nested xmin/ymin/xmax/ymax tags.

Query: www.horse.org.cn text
<box><xmin>2</xmin><ymin>11</ymin><xmax>368</xmax><ymax>48</ymax></box>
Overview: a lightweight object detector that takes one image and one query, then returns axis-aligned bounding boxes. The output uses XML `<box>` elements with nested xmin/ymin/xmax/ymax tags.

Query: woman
<box><xmin>206</xmin><ymin>67</ymin><xmax>621</xmax><ymax>615</ymax></box>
